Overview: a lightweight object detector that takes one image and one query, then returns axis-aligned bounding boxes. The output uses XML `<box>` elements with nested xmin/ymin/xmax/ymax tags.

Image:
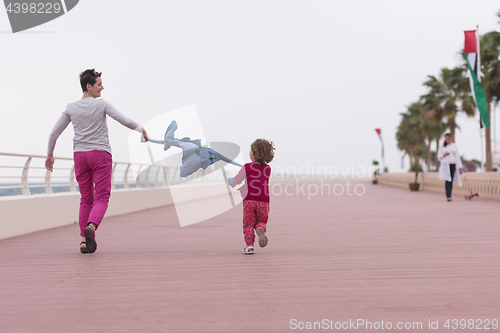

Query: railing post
<box><xmin>111</xmin><ymin>162</ymin><xmax>117</xmax><ymax>190</ymax></box>
<box><xmin>169</xmin><ymin>167</ymin><xmax>175</xmax><ymax>186</ymax></box>
<box><xmin>69</xmin><ymin>165</ymin><xmax>77</xmax><ymax>192</ymax></box>
<box><xmin>145</xmin><ymin>165</ymin><xmax>150</xmax><ymax>188</ymax></box>
<box><xmin>124</xmin><ymin>164</ymin><xmax>130</xmax><ymax>189</ymax></box>
<box><xmin>165</xmin><ymin>167</ymin><xmax>170</xmax><ymax>186</ymax></box>
<box><xmin>135</xmin><ymin>164</ymin><xmax>143</xmax><ymax>188</ymax></box>
<box><xmin>21</xmin><ymin>157</ymin><xmax>32</xmax><ymax>195</ymax></box>
<box><xmin>155</xmin><ymin>165</ymin><xmax>161</xmax><ymax>187</ymax></box>
<box><xmin>44</xmin><ymin>169</ymin><xmax>53</xmax><ymax>194</ymax></box>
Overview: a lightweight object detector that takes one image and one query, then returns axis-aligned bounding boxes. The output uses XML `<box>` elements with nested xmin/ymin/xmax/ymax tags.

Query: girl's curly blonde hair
<box><xmin>251</xmin><ymin>139</ymin><xmax>275</xmax><ymax>164</ymax></box>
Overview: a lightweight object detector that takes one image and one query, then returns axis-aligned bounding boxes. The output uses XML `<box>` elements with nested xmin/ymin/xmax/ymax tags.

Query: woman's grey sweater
<box><xmin>47</xmin><ymin>98</ymin><xmax>142</xmax><ymax>156</ymax></box>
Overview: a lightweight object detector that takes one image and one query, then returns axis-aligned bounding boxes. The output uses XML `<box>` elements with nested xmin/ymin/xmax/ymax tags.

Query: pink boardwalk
<box><xmin>1</xmin><ymin>179</ymin><xmax>499</xmax><ymax>332</ymax></box>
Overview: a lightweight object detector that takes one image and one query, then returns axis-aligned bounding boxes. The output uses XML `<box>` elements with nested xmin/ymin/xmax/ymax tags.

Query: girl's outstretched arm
<box><xmin>228</xmin><ymin>165</ymin><xmax>246</xmax><ymax>187</ymax></box>
<box><xmin>233</xmin><ymin>166</ymin><xmax>246</xmax><ymax>184</ymax></box>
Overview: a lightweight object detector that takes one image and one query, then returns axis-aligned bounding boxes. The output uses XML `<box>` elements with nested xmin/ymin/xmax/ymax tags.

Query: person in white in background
<box><xmin>437</xmin><ymin>133</ymin><xmax>462</xmax><ymax>201</ymax></box>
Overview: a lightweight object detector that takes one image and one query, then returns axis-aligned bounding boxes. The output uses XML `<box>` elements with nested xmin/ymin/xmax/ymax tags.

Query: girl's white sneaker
<box><xmin>242</xmin><ymin>245</ymin><xmax>254</xmax><ymax>254</ymax></box>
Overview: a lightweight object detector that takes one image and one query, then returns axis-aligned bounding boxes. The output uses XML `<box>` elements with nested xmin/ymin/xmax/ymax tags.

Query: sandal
<box><xmin>84</xmin><ymin>224</ymin><xmax>97</xmax><ymax>253</ymax></box>
<box><xmin>80</xmin><ymin>241</ymin><xmax>87</xmax><ymax>253</ymax></box>
<box><xmin>242</xmin><ymin>245</ymin><xmax>254</xmax><ymax>255</ymax></box>
<box><xmin>256</xmin><ymin>227</ymin><xmax>268</xmax><ymax>248</ymax></box>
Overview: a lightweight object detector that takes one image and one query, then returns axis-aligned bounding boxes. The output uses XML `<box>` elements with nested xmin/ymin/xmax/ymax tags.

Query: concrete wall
<box><xmin>0</xmin><ymin>183</ymin><xmax>229</xmax><ymax>240</ymax></box>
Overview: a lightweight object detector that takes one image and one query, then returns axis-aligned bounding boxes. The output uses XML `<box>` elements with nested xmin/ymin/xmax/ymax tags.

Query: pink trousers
<box><xmin>74</xmin><ymin>150</ymin><xmax>112</xmax><ymax>237</ymax></box>
<box><xmin>243</xmin><ymin>200</ymin><xmax>269</xmax><ymax>246</ymax></box>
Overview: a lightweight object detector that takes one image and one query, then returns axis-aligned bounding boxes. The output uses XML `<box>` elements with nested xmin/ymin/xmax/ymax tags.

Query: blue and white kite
<box><xmin>146</xmin><ymin>121</ymin><xmax>242</xmax><ymax>177</ymax></box>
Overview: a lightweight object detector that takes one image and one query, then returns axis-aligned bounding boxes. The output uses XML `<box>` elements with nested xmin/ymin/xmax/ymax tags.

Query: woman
<box><xmin>437</xmin><ymin>133</ymin><xmax>462</xmax><ymax>201</ymax></box>
<box><xmin>45</xmin><ymin>69</ymin><xmax>148</xmax><ymax>253</ymax></box>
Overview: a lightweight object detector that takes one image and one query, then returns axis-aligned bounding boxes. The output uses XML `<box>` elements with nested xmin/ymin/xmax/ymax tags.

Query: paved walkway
<box><xmin>1</xmin><ymin>179</ymin><xmax>499</xmax><ymax>333</ymax></box>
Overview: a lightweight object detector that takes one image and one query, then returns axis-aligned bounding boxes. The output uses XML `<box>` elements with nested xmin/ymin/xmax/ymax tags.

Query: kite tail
<box><xmin>208</xmin><ymin>148</ymin><xmax>242</xmax><ymax>167</ymax></box>
<box><xmin>146</xmin><ymin>138</ymin><xmax>165</xmax><ymax>145</ymax></box>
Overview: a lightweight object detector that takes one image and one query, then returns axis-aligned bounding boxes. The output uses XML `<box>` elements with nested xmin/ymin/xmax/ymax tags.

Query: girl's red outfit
<box><xmin>233</xmin><ymin>162</ymin><xmax>271</xmax><ymax>246</ymax></box>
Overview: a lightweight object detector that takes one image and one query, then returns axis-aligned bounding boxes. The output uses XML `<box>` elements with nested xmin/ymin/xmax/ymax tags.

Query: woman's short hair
<box><xmin>79</xmin><ymin>69</ymin><xmax>102</xmax><ymax>92</ymax></box>
<box><xmin>251</xmin><ymin>138</ymin><xmax>275</xmax><ymax>164</ymax></box>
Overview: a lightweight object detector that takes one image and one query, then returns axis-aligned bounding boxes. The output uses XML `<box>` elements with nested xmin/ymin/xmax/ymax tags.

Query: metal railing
<box><xmin>0</xmin><ymin>152</ymin><xmax>231</xmax><ymax>196</ymax></box>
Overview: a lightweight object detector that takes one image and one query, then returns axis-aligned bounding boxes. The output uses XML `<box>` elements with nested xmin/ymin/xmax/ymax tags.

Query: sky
<box><xmin>1</xmin><ymin>0</ymin><xmax>499</xmax><ymax>177</ymax></box>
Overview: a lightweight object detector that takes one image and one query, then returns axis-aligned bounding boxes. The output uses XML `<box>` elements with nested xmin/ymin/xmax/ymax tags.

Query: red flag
<box><xmin>375</xmin><ymin>128</ymin><xmax>381</xmax><ymax>135</ymax></box>
<box><xmin>464</xmin><ymin>30</ymin><xmax>477</xmax><ymax>54</ymax></box>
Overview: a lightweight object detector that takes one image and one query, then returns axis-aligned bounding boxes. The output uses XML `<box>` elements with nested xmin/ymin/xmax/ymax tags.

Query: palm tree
<box><xmin>396</xmin><ymin>102</ymin><xmax>427</xmax><ymax>167</ymax></box>
<box><xmin>421</xmin><ymin>109</ymin><xmax>448</xmax><ymax>171</ymax></box>
<box><xmin>396</xmin><ymin>130</ymin><xmax>411</xmax><ymax>163</ymax></box>
<box><xmin>396</xmin><ymin>126</ymin><xmax>414</xmax><ymax>165</ymax></box>
<box><xmin>421</xmin><ymin>67</ymin><xmax>476</xmax><ymax>143</ymax></box>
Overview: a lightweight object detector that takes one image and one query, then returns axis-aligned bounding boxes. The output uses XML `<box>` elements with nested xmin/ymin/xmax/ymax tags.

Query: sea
<box><xmin>0</xmin><ymin>183</ymin><xmax>136</xmax><ymax>197</ymax></box>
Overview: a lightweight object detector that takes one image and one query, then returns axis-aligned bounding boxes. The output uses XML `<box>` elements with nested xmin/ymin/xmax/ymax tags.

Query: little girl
<box><xmin>229</xmin><ymin>139</ymin><xmax>275</xmax><ymax>254</ymax></box>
